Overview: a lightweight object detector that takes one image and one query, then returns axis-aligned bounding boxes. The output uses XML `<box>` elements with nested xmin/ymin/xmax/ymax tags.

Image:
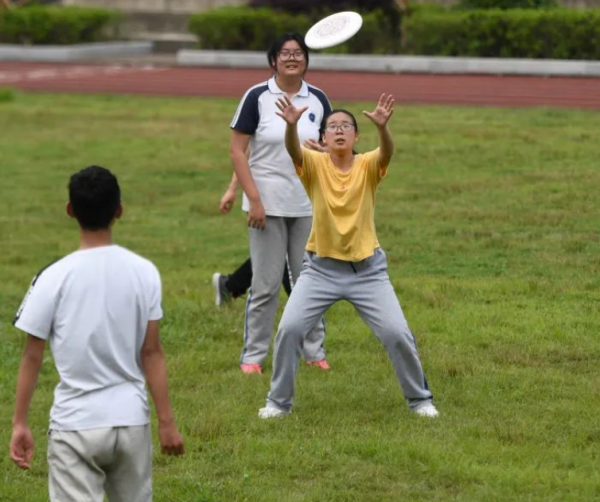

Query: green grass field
<box><xmin>1</xmin><ymin>91</ymin><xmax>599</xmax><ymax>501</ymax></box>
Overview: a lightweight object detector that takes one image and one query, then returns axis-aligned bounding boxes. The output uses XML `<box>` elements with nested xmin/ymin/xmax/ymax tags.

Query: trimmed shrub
<box><xmin>0</xmin><ymin>6</ymin><xmax>119</xmax><ymax>45</ymax></box>
<box><xmin>247</xmin><ymin>0</ymin><xmax>403</xmax><ymax>53</ymax></box>
<box><xmin>408</xmin><ymin>4</ymin><xmax>448</xmax><ymax>15</ymax></box>
<box><xmin>189</xmin><ymin>5</ymin><xmax>600</xmax><ymax>60</ymax></box>
<box><xmin>0</xmin><ymin>87</ymin><xmax>16</xmax><ymax>103</ymax></box>
<box><xmin>404</xmin><ymin>8</ymin><xmax>600</xmax><ymax>59</ymax></box>
<box><xmin>189</xmin><ymin>6</ymin><xmax>401</xmax><ymax>54</ymax></box>
<box><xmin>318</xmin><ymin>10</ymin><xmax>401</xmax><ymax>54</ymax></box>
<box><xmin>249</xmin><ymin>0</ymin><xmax>401</xmax><ymax>15</ymax></box>
<box><xmin>189</xmin><ymin>7</ymin><xmax>311</xmax><ymax>51</ymax></box>
<box><xmin>456</xmin><ymin>0</ymin><xmax>557</xmax><ymax>9</ymax></box>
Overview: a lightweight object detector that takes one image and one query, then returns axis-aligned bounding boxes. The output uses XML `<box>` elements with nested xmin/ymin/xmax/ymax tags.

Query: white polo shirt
<box><xmin>231</xmin><ymin>76</ymin><xmax>332</xmax><ymax>217</ymax></box>
<box><xmin>13</xmin><ymin>245</ymin><xmax>162</xmax><ymax>431</ymax></box>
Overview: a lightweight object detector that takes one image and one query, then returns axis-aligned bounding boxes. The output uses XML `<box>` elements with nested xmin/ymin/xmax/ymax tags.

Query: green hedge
<box><xmin>404</xmin><ymin>9</ymin><xmax>600</xmax><ymax>59</ymax></box>
<box><xmin>0</xmin><ymin>6</ymin><xmax>119</xmax><ymax>45</ymax></box>
<box><xmin>456</xmin><ymin>0</ymin><xmax>557</xmax><ymax>9</ymax></box>
<box><xmin>189</xmin><ymin>7</ymin><xmax>310</xmax><ymax>52</ymax></box>
<box><xmin>189</xmin><ymin>6</ymin><xmax>600</xmax><ymax>60</ymax></box>
<box><xmin>188</xmin><ymin>6</ymin><xmax>401</xmax><ymax>54</ymax></box>
<box><xmin>0</xmin><ymin>87</ymin><xmax>16</xmax><ymax>103</ymax></box>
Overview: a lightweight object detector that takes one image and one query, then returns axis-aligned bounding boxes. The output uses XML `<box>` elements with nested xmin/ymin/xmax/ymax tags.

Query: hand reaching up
<box><xmin>276</xmin><ymin>96</ymin><xmax>308</xmax><ymax>125</ymax></box>
<box><xmin>363</xmin><ymin>94</ymin><xmax>395</xmax><ymax>129</ymax></box>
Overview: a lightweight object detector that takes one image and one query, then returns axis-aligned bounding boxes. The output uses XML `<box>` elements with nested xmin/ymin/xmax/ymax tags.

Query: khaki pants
<box><xmin>48</xmin><ymin>425</ymin><xmax>152</xmax><ymax>502</ymax></box>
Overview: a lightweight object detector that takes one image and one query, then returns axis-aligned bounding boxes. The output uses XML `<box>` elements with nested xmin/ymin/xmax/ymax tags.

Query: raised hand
<box><xmin>276</xmin><ymin>96</ymin><xmax>308</xmax><ymax>125</ymax></box>
<box><xmin>363</xmin><ymin>93</ymin><xmax>395</xmax><ymax>129</ymax></box>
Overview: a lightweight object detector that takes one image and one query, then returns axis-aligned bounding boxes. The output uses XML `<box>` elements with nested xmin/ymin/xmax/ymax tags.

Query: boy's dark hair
<box><xmin>267</xmin><ymin>32</ymin><xmax>310</xmax><ymax>71</ymax></box>
<box><xmin>69</xmin><ymin>166</ymin><xmax>121</xmax><ymax>230</ymax></box>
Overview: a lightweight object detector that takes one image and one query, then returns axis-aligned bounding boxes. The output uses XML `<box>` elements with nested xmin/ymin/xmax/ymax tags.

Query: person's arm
<box><xmin>141</xmin><ymin>320</ymin><xmax>184</xmax><ymax>456</ymax></box>
<box><xmin>10</xmin><ymin>335</ymin><xmax>45</xmax><ymax>470</ymax></box>
<box><xmin>229</xmin><ymin>131</ymin><xmax>265</xmax><ymax>229</ymax></box>
<box><xmin>376</xmin><ymin>123</ymin><xmax>394</xmax><ymax>168</ymax></box>
<box><xmin>363</xmin><ymin>93</ymin><xmax>395</xmax><ymax>167</ymax></box>
<box><xmin>219</xmin><ymin>172</ymin><xmax>239</xmax><ymax>214</ymax></box>
<box><xmin>284</xmin><ymin>122</ymin><xmax>303</xmax><ymax>168</ymax></box>
<box><xmin>275</xmin><ymin>96</ymin><xmax>308</xmax><ymax>167</ymax></box>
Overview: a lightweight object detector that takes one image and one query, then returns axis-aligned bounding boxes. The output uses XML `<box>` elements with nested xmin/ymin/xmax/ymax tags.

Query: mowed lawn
<box><xmin>1</xmin><ymin>91</ymin><xmax>599</xmax><ymax>502</ymax></box>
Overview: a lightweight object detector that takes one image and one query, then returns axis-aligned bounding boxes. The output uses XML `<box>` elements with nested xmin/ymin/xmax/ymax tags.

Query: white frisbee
<box><xmin>305</xmin><ymin>11</ymin><xmax>363</xmax><ymax>50</ymax></box>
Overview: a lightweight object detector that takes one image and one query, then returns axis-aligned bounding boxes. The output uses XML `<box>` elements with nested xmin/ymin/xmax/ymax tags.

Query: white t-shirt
<box><xmin>13</xmin><ymin>245</ymin><xmax>162</xmax><ymax>431</ymax></box>
<box><xmin>231</xmin><ymin>77</ymin><xmax>332</xmax><ymax>217</ymax></box>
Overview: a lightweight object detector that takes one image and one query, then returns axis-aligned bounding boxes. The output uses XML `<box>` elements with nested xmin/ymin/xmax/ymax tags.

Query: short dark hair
<box><xmin>320</xmin><ymin>109</ymin><xmax>360</xmax><ymax>137</ymax></box>
<box><xmin>321</xmin><ymin>109</ymin><xmax>360</xmax><ymax>154</ymax></box>
<box><xmin>267</xmin><ymin>32</ymin><xmax>310</xmax><ymax>71</ymax></box>
<box><xmin>69</xmin><ymin>166</ymin><xmax>121</xmax><ymax>230</ymax></box>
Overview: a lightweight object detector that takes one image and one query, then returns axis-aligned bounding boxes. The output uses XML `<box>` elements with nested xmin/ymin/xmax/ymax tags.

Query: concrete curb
<box><xmin>0</xmin><ymin>42</ymin><xmax>154</xmax><ymax>63</ymax></box>
<box><xmin>177</xmin><ymin>50</ymin><xmax>600</xmax><ymax>77</ymax></box>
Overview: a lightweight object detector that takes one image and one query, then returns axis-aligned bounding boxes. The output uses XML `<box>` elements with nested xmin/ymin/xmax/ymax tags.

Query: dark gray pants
<box><xmin>241</xmin><ymin>216</ymin><xmax>326</xmax><ymax>365</ymax></box>
<box><xmin>266</xmin><ymin>248</ymin><xmax>434</xmax><ymax>412</ymax></box>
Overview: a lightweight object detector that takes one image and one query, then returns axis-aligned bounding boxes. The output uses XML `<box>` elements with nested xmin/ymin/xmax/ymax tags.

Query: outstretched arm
<box><xmin>275</xmin><ymin>96</ymin><xmax>308</xmax><ymax>167</ymax></box>
<box><xmin>11</xmin><ymin>335</ymin><xmax>45</xmax><ymax>470</ymax></box>
<box><xmin>363</xmin><ymin>94</ymin><xmax>395</xmax><ymax>167</ymax></box>
<box><xmin>285</xmin><ymin>122</ymin><xmax>303</xmax><ymax>167</ymax></box>
<box><xmin>142</xmin><ymin>320</ymin><xmax>184</xmax><ymax>456</ymax></box>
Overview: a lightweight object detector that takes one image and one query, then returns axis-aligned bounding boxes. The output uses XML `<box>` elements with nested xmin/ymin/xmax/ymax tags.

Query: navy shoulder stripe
<box><xmin>230</xmin><ymin>83</ymin><xmax>269</xmax><ymax>134</ymax></box>
<box><xmin>248</xmin><ymin>84</ymin><xmax>269</xmax><ymax>99</ymax></box>
<box><xmin>308</xmin><ymin>85</ymin><xmax>332</xmax><ymax>116</ymax></box>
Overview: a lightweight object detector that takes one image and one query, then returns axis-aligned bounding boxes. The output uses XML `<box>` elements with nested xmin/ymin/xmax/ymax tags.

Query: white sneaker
<box><xmin>413</xmin><ymin>404</ymin><xmax>439</xmax><ymax>418</ymax></box>
<box><xmin>258</xmin><ymin>406</ymin><xmax>290</xmax><ymax>419</ymax></box>
<box><xmin>212</xmin><ymin>272</ymin><xmax>231</xmax><ymax>307</ymax></box>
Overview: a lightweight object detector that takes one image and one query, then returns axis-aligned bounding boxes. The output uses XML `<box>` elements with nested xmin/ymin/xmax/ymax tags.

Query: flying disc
<box><xmin>305</xmin><ymin>11</ymin><xmax>363</xmax><ymax>50</ymax></box>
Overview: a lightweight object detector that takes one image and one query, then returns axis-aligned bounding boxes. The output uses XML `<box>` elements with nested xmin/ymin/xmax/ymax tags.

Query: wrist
<box><xmin>12</xmin><ymin>417</ymin><xmax>28</xmax><ymax>428</ymax></box>
<box><xmin>157</xmin><ymin>410</ymin><xmax>175</xmax><ymax>426</ymax></box>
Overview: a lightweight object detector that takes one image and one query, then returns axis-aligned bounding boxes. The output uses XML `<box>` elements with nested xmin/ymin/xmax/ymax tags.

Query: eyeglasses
<box><xmin>278</xmin><ymin>50</ymin><xmax>306</xmax><ymax>62</ymax></box>
<box><xmin>324</xmin><ymin>122</ymin><xmax>355</xmax><ymax>133</ymax></box>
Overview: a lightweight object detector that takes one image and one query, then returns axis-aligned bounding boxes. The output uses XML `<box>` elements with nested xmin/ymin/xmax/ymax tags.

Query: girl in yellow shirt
<box><xmin>258</xmin><ymin>94</ymin><xmax>439</xmax><ymax>419</ymax></box>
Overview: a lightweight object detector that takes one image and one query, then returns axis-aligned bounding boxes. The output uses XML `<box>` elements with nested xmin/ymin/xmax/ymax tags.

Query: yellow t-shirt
<box><xmin>296</xmin><ymin>147</ymin><xmax>388</xmax><ymax>262</ymax></box>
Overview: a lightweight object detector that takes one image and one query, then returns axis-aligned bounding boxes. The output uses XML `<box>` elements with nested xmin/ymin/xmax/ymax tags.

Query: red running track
<box><xmin>1</xmin><ymin>62</ymin><xmax>600</xmax><ymax>110</ymax></box>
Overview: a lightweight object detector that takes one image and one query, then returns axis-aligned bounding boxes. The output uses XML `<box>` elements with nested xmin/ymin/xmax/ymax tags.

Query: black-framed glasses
<box><xmin>325</xmin><ymin>122</ymin><xmax>355</xmax><ymax>133</ymax></box>
<box><xmin>278</xmin><ymin>50</ymin><xmax>306</xmax><ymax>62</ymax></box>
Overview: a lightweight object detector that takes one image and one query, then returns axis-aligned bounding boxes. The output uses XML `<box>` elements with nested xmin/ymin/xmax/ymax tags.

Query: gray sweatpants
<box><xmin>48</xmin><ymin>425</ymin><xmax>152</xmax><ymax>502</ymax></box>
<box><xmin>241</xmin><ymin>216</ymin><xmax>326</xmax><ymax>366</ymax></box>
<box><xmin>266</xmin><ymin>248</ymin><xmax>434</xmax><ymax>412</ymax></box>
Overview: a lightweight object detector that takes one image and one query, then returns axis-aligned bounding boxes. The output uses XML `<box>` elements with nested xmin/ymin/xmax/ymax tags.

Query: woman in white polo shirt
<box><xmin>230</xmin><ymin>32</ymin><xmax>332</xmax><ymax>374</ymax></box>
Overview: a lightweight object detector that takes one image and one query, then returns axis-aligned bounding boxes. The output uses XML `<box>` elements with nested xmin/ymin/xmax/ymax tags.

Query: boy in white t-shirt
<box><xmin>10</xmin><ymin>166</ymin><xmax>184</xmax><ymax>502</ymax></box>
